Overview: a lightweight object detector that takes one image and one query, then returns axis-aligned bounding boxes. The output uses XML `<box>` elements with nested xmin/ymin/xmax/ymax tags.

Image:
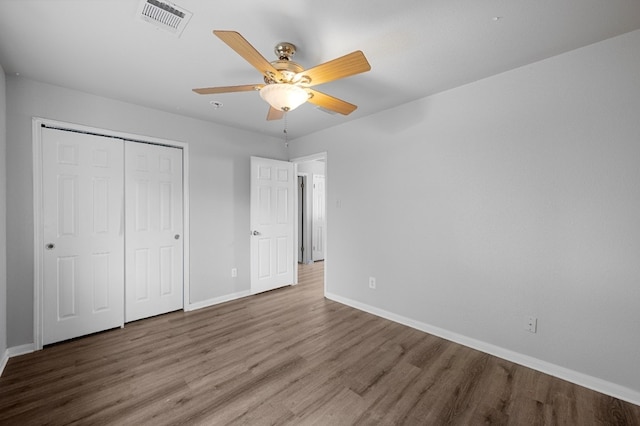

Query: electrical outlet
<box><xmin>525</xmin><ymin>316</ymin><xmax>537</xmax><ymax>333</ymax></box>
<box><xmin>369</xmin><ymin>277</ymin><xmax>376</xmax><ymax>289</ymax></box>
<box><xmin>231</xmin><ymin>268</ymin><xmax>237</xmax><ymax>278</ymax></box>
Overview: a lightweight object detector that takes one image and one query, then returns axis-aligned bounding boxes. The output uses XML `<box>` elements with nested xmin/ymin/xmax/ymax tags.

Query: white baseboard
<box><xmin>325</xmin><ymin>292</ymin><xmax>640</xmax><ymax>407</ymax></box>
<box><xmin>1</xmin><ymin>343</ymin><xmax>36</xmax><ymax>377</ymax></box>
<box><xmin>185</xmin><ymin>290</ymin><xmax>251</xmax><ymax>312</ymax></box>
<box><xmin>0</xmin><ymin>350</ymin><xmax>7</xmax><ymax>377</ymax></box>
<box><xmin>7</xmin><ymin>343</ymin><xmax>35</xmax><ymax>357</ymax></box>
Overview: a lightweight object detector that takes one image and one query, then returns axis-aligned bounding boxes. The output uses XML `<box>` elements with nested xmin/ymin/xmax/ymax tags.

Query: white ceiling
<box><xmin>1</xmin><ymin>0</ymin><xmax>639</xmax><ymax>139</ymax></box>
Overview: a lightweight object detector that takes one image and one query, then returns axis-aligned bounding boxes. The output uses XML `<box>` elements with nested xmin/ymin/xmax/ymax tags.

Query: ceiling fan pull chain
<box><xmin>283</xmin><ymin>113</ymin><xmax>289</xmax><ymax>147</ymax></box>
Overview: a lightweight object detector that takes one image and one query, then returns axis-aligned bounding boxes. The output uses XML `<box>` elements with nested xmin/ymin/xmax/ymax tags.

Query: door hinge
<box><xmin>301</xmin><ymin>246</ymin><xmax>305</xmax><ymax>252</ymax></box>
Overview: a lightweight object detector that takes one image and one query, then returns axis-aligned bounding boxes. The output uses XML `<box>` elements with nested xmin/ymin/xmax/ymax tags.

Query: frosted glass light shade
<box><xmin>259</xmin><ymin>84</ymin><xmax>308</xmax><ymax>112</ymax></box>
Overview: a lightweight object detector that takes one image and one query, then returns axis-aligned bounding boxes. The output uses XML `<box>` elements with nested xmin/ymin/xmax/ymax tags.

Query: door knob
<box><xmin>174</xmin><ymin>234</ymin><xmax>180</xmax><ymax>240</ymax></box>
<box><xmin>45</xmin><ymin>243</ymin><xmax>55</xmax><ymax>250</ymax></box>
<box><xmin>252</xmin><ymin>230</ymin><xmax>261</xmax><ymax>236</ymax></box>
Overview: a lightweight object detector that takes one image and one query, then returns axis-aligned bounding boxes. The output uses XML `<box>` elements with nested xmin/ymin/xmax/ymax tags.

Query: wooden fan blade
<box><xmin>295</xmin><ymin>51</ymin><xmax>371</xmax><ymax>87</ymax></box>
<box><xmin>192</xmin><ymin>84</ymin><xmax>263</xmax><ymax>95</ymax></box>
<box><xmin>266</xmin><ymin>107</ymin><xmax>285</xmax><ymax>121</ymax></box>
<box><xmin>213</xmin><ymin>30</ymin><xmax>282</xmax><ymax>81</ymax></box>
<box><xmin>306</xmin><ymin>89</ymin><xmax>357</xmax><ymax>115</ymax></box>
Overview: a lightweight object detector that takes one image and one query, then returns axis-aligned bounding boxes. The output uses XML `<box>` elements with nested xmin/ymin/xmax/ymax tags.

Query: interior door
<box><xmin>312</xmin><ymin>175</ymin><xmax>326</xmax><ymax>261</ymax></box>
<box><xmin>125</xmin><ymin>142</ymin><xmax>183</xmax><ymax>322</ymax></box>
<box><xmin>42</xmin><ymin>128</ymin><xmax>124</xmax><ymax>345</ymax></box>
<box><xmin>250</xmin><ymin>157</ymin><xmax>295</xmax><ymax>294</ymax></box>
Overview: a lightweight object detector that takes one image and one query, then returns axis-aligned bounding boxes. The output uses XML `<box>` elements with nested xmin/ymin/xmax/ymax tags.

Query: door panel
<box><xmin>56</xmin><ymin>256</ymin><xmax>77</xmax><ymax>318</ymax></box>
<box><xmin>125</xmin><ymin>142</ymin><xmax>183</xmax><ymax>322</ymax></box>
<box><xmin>42</xmin><ymin>128</ymin><xmax>124</xmax><ymax>345</ymax></box>
<box><xmin>250</xmin><ymin>157</ymin><xmax>294</xmax><ymax>293</ymax></box>
<box><xmin>92</xmin><ymin>253</ymin><xmax>110</xmax><ymax>311</ymax></box>
<box><xmin>160</xmin><ymin>246</ymin><xmax>174</xmax><ymax>295</ymax></box>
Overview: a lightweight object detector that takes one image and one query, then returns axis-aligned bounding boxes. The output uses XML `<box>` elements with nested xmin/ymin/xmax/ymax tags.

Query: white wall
<box><xmin>5</xmin><ymin>77</ymin><xmax>287</xmax><ymax>347</ymax></box>
<box><xmin>0</xmin><ymin>64</ymin><xmax>8</xmax><ymax>366</ymax></box>
<box><xmin>288</xmin><ymin>30</ymin><xmax>640</xmax><ymax>401</ymax></box>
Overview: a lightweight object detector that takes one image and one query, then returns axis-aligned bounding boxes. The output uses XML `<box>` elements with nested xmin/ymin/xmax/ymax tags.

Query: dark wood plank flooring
<box><xmin>1</xmin><ymin>262</ymin><xmax>639</xmax><ymax>425</ymax></box>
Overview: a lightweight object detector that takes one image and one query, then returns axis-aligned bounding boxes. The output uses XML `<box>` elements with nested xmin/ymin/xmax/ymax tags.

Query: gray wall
<box><xmin>6</xmin><ymin>77</ymin><xmax>287</xmax><ymax>347</ymax></box>
<box><xmin>0</xmin><ymin>64</ymin><xmax>7</xmax><ymax>360</ymax></box>
<box><xmin>289</xmin><ymin>30</ymin><xmax>640</xmax><ymax>396</ymax></box>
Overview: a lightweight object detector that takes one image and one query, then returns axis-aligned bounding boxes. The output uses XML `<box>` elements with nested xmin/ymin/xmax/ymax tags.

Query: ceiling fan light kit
<box><xmin>193</xmin><ymin>30</ymin><xmax>371</xmax><ymax>120</ymax></box>
<box><xmin>259</xmin><ymin>83</ymin><xmax>309</xmax><ymax>112</ymax></box>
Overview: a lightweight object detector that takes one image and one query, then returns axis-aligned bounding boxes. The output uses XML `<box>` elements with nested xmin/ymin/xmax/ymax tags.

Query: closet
<box><xmin>40</xmin><ymin>126</ymin><xmax>184</xmax><ymax>345</ymax></box>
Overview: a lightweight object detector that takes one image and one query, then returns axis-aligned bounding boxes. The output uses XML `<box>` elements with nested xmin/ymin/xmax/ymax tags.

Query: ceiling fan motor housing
<box><xmin>265</xmin><ymin>59</ymin><xmax>304</xmax><ymax>84</ymax></box>
<box><xmin>274</xmin><ymin>42</ymin><xmax>296</xmax><ymax>60</ymax></box>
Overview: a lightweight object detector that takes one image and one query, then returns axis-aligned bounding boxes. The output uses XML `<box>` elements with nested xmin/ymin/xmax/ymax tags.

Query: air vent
<box><xmin>137</xmin><ymin>0</ymin><xmax>192</xmax><ymax>37</ymax></box>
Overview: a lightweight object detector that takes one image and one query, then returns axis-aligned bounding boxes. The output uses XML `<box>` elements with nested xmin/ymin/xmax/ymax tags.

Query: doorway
<box><xmin>292</xmin><ymin>152</ymin><xmax>327</xmax><ymax>292</ymax></box>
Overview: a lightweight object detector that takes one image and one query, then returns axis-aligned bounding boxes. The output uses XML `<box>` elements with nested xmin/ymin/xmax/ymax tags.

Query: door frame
<box><xmin>32</xmin><ymin>117</ymin><xmax>190</xmax><ymax>350</ymax></box>
<box><xmin>297</xmin><ymin>174</ymin><xmax>307</xmax><ymax>264</ymax></box>
<box><xmin>291</xmin><ymin>152</ymin><xmax>327</xmax><ymax>293</ymax></box>
<box><xmin>297</xmin><ymin>173</ymin><xmax>313</xmax><ymax>264</ymax></box>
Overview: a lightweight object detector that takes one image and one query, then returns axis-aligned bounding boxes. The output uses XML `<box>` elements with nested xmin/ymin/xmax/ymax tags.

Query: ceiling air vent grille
<box><xmin>137</xmin><ymin>0</ymin><xmax>192</xmax><ymax>37</ymax></box>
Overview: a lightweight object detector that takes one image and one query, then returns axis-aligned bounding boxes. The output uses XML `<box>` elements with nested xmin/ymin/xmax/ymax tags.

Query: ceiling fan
<box><xmin>193</xmin><ymin>30</ymin><xmax>371</xmax><ymax>121</ymax></box>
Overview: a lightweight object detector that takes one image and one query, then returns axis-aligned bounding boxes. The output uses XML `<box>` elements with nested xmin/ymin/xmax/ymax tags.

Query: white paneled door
<box><xmin>42</xmin><ymin>128</ymin><xmax>125</xmax><ymax>345</ymax></box>
<box><xmin>312</xmin><ymin>175</ymin><xmax>326</xmax><ymax>261</ymax></box>
<box><xmin>250</xmin><ymin>157</ymin><xmax>294</xmax><ymax>294</ymax></box>
<box><xmin>125</xmin><ymin>142</ymin><xmax>184</xmax><ymax>322</ymax></box>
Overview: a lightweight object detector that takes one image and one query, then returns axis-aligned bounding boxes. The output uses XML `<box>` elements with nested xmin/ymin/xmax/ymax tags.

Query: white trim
<box><xmin>325</xmin><ymin>291</ymin><xmax>640</xmax><ymax>407</ymax></box>
<box><xmin>293</xmin><ymin>163</ymin><xmax>304</xmax><ymax>285</ymax></box>
<box><xmin>7</xmin><ymin>343</ymin><xmax>35</xmax><ymax>358</ymax></box>
<box><xmin>185</xmin><ymin>290</ymin><xmax>251</xmax><ymax>312</ymax></box>
<box><xmin>32</xmin><ymin>120</ymin><xmax>44</xmax><ymax>350</ymax></box>
<box><xmin>1</xmin><ymin>344</ymin><xmax>36</xmax><ymax>376</ymax></box>
<box><xmin>181</xmin><ymin>143</ymin><xmax>191</xmax><ymax>307</ymax></box>
<box><xmin>0</xmin><ymin>350</ymin><xmax>7</xmax><ymax>376</ymax></box>
<box><xmin>290</xmin><ymin>152</ymin><xmax>328</xmax><ymax>164</ymax></box>
<box><xmin>32</xmin><ymin>117</ymin><xmax>190</xmax><ymax>350</ymax></box>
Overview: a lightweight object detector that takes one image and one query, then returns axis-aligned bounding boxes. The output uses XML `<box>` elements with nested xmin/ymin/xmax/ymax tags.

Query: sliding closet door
<box><xmin>42</xmin><ymin>128</ymin><xmax>125</xmax><ymax>345</ymax></box>
<box><xmin>125</xmin><ymin>142</ymin><xmax>184</xmax><ymax>322</ymax></box>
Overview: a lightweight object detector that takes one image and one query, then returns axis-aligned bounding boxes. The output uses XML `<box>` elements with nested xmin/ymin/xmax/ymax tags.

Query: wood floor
<box><xmin>1</xmin><ymin>262</ymin><xmax>639</xmax><ymax>425</ymax></box>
